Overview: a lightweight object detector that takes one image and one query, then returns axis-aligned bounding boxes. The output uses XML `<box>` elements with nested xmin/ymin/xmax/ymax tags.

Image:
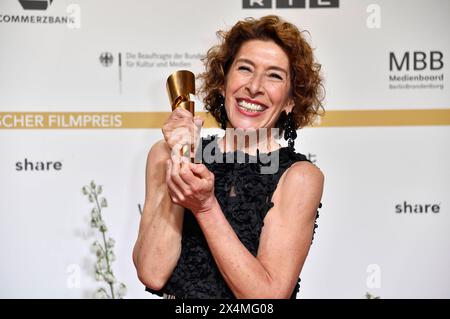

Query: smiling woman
<box><xmin>222</xmin><ymin>39</ymin><xmax>294</xmax><ymax>128</ymax></box>
<box><xmin>199</xmin><ymin>15</ymin><xmax>324</xmax><ymax>135</ymax></box>
<box><xmin>133</xmin><ymin>15</ymin><xmax>325</xmax><ymax>299</ymax></box>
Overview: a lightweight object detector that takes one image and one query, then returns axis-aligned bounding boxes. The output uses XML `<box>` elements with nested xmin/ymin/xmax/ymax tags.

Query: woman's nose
<box><xmin>246</xmin><ymin>74</ymin><xmax>264</xmax><ymax>96</ymax></box>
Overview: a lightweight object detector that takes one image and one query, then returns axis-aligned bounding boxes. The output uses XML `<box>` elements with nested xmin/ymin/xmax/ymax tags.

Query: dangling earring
<box><xmin>218</xmin><ymin>94</ymin><xmax>228</xmax><ymax>130</ymax></box>
<box><xmin>284</xmin><ymin>112</ymin><xmax>297</xmax><ymax>150</ymax></box>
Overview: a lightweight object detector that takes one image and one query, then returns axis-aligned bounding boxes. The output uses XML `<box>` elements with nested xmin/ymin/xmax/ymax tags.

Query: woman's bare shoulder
<box><xmin>271</xmin><ymin>160</ymin><xmax>324</xmax><ymax>219</ymax></box>
<box><xmin>284</xmin><ymin>161</ymin><xmax>324</xmax><ymax>187</ymax></box>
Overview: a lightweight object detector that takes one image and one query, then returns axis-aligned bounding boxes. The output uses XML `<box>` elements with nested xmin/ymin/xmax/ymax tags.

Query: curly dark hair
<box><xmin>197</xmin><ymin>15</ymin><xmax>325</xmax><ymax>133</ymax></box>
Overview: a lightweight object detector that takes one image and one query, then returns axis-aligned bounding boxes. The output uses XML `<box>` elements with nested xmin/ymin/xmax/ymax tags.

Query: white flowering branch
<box><xmin>82</xmin><ymin>181</ymin><xmax>127</xmax><ymax>299</ymax></box>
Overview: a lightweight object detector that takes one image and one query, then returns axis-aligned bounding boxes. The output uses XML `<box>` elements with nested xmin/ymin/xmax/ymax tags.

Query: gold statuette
<box><xmin>166</xmin><ymin>70</ymin><xmax>195</xmax><ymax>159</ymax></box>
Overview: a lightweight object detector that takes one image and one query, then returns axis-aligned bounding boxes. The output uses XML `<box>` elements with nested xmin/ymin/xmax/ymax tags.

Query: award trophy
<box><xmin>166</xmin><ymin>70</ymin><xmax>196</xmax><ymax>160</ymax></box>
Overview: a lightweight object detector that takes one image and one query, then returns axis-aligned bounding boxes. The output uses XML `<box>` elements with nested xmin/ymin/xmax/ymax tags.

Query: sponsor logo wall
<box><xmin>0</xmin><ymin>0</ymin><xmax>449</xmax><ymax>298</ymax></box>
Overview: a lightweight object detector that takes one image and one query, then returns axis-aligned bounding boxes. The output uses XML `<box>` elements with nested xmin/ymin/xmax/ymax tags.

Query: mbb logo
<box><xmin>389</xmin><ymin>51</ymin><xmax>444</xmax><ymax>71</ymax></box>
<box><xmin>19</xmin><ymin>0</ymin><xmax>53</xmax><ymax>10</ymax></box>
<box><xmin>243</xmin><ymin>0</ymin><xmax>339</xmax><ymax>9</ymax></box>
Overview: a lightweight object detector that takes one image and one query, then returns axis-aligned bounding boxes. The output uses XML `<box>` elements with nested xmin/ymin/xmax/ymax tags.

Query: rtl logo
<box><xmin>243</xmin><ymin>0</ymin><xmax>339</xmax><ymax>9</ymax></box>
<box><xmin>389</xmin><ymin>51</ymin><xmax>444</xmax><ymax>71</ymax></box>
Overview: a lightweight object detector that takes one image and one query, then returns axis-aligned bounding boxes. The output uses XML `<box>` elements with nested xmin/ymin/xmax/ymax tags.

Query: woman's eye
<box><xmin>238</xmin><ymin>66</ymin><xmax>251</xmax><ymax>72</ymax></box>
<box><xmin>269</xmin><ymin>73</ymin><xmax>283</xmax><ymax>80</ymax></box>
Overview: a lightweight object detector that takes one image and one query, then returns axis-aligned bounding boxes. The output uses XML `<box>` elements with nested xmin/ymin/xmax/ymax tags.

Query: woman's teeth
<box><xmin>237</xmin><ymin>100</ymin><xmax>266</xmax><ymax>112</ymax></box>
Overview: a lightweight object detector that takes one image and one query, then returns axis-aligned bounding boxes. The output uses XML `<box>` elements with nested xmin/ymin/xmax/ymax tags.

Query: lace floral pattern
<box><xmin>146</xmin><ymin>135</ymin><xmax>321</xmax><ymax>299</ymax></box>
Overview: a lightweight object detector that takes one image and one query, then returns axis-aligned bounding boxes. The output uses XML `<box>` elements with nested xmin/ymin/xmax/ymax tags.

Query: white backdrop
<box><xmin>0</xmin><ymin>0</ymin><xmax>449</xmax><ymax>298</ymax></box>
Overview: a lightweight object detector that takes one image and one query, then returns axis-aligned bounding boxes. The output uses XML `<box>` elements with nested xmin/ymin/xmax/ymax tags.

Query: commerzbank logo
<box><xmin>0</xmin><ymin>0</ymin><xmax>79</xmax><ymax>26</ymax></box>
<box><xmin>19</xmin><ymin>0</ymin><xmax>53</xmax><ymax>11</ymax></box>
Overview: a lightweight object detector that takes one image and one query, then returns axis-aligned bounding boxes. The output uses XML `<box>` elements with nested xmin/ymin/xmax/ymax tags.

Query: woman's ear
<box><xmin>283</xmin><ymin>98</ymin><xmax>295</xmax><ymax>113</ymax></box>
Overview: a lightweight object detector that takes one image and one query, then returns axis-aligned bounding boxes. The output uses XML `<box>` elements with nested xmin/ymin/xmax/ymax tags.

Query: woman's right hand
<box><xmin>162</xmin><ymin>107</ymin><xmax>203</xmax><ymax>156</ymax></box>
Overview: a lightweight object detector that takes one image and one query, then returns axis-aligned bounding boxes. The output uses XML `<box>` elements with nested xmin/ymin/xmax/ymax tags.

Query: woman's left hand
<box><xmin>166</xmin><ymin>155</ymin><xmax>216</xmax><ymax>214</ymax></box>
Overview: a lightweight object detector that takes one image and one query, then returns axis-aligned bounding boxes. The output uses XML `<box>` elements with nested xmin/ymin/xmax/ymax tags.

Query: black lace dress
<box><xmin>146</xmin><ymin>135</ymin><xmax>321</xmax><ymax>299</ymax></box>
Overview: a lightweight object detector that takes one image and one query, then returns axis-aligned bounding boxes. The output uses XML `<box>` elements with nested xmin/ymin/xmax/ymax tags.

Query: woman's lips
<box><xmin>234</xmin><ymin>99</ymin><xmax>267</xmax><ymax>117</ymax></box>
<box><xmin>238</xmin><ymin>98</ymin><xmax>268</xmax><ymax>109</ymax></box>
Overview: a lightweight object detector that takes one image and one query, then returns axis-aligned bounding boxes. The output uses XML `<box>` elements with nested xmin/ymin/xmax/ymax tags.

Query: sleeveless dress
<box><xmin>146</xmin><ymin>135</ymin><xmax>321</xmax><ymax>299</ymax></box>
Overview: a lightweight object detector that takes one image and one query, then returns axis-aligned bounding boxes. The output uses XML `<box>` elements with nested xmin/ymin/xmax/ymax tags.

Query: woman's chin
<box><xmin>228</xmin><ymin>124</ymin><xmax>259</xmax><ymax>132</ymax></box>
<box><xmin>228</xmin><ymin>118</ymin><xmax>263</xmax><ymax>131</ymax></box>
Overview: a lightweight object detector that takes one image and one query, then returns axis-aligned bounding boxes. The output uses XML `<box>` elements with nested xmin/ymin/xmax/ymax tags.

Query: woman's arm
<box><xmin>132</xmin><ymin>139</ymin><xmax>185</xmax><ymax>290</ymax></box>
<box><xmin>133</xmin><ymin>107</ymin><xmax>202</xmax><ymax>291</ymax></box>
<box><xmin>170</xmin><ymin>159</ymin><xmax>324</xmax><ymax>298</ymax></box>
